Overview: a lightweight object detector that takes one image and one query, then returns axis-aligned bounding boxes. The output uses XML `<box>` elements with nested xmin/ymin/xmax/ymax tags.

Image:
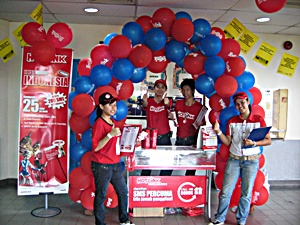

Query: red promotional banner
<box><xmin>18</xmin><ymin>46</ymin><xmax>73</xmax><ymax>195</ymax></box>
<box><xmin>129</xmin><ymin>176</ymin><xmax>206</xmax><ymax>208</ymax></box>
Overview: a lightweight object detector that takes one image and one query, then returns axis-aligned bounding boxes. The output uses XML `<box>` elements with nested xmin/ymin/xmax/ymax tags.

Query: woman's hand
<box><xmin>213</xmin><ymin>120</ymin><xmax>220</xmax><ymax>133</ymax></box>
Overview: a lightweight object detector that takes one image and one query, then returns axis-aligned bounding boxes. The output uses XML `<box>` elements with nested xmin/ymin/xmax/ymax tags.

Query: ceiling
<box><xmin>1</xmin><ymin>0</ymin><xmax>300</xmax><ymax>36</ymax></box>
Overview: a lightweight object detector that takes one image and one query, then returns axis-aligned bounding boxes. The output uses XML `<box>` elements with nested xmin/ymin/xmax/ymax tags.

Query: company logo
<box><xmin>177</xmin><ymin>182</ymin><xmax>203</xmax><ymax>203</ymax></box>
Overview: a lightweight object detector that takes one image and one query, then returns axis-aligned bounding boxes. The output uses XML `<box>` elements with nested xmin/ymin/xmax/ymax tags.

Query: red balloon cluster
<box><xmin>68</xmin><ymin>153</ymin><xmax>119</xmax><ymax>210</ymax></box>
<box><xmin>21</xmin><ymin>22</ymin><xmax>73</xmax><ymax>66</ymax></box>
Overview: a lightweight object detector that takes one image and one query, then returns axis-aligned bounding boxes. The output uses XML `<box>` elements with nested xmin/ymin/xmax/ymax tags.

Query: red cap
<box><xmin>154</xmin><ymin>79</ymin><xmax>167</xmax><ymax>88</ymax></box>
<box><xmin>233</xmin><ymin>92</ymin><xmax>248</xmax><ymax>102</ymax></box>
<box><xmin>99</xmin><ymin>92</ymin><xmax>120</xmax><ymax>105</ymax></box>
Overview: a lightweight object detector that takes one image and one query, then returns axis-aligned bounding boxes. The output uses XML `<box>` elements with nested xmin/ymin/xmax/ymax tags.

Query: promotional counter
<box><xmin>126</xmin><ymin>146</ymin><xmax>216</xmax><ymax>218</ymax></box>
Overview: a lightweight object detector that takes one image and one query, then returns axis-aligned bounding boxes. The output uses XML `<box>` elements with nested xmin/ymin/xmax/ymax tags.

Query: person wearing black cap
<box><xmin>91</xmin><ymin>92</ymin><xmax>135</xmax><ymax>225</ymax></box>
<box><xmin>141</xmin><ymin>79</ymin><xmax>173</xmax><ymax>176</ymax></box>
<box><xmin>173</xmin><ymin>78</ymin><xmax>206</xmax><ymax>175</ymax></box>
<box><xmin>209</xmin><ymin>92</ymin><xmax>271</xmax><ymax>225</ymax></box>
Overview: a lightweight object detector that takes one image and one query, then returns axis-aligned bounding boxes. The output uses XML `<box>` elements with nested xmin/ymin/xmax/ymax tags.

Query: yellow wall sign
<box><xmin>30</xmin><ymin>3</ymin><xmax>43</xmax><ymax>25</ymax></box>
<box><xmin>13</xmin><ymin>23</ymin><xmax>27</xmax><ymax>46</ymax></box>
<box><xmin>277</xmin><ymin>53</ymin><xmax>299</xmax><ymax>78</ymax></box>
<box><xmin>224</xmin><ymin>18</ymin><xmax>246</xmax><ymax>39</ymax></box>
<box><xmin>0</xmin><ymin>37</ymin><xmax>15</xmax><ymax>63</ymax></box>
<box><xmin>253</xmin><ymin>42</ymin><xmax>277</xmax><ymax>67</ymax></box>
<box><xmin>238</xmin><ymin>28</ymin><xmax>259</xmax><ymax>54</ymax></box>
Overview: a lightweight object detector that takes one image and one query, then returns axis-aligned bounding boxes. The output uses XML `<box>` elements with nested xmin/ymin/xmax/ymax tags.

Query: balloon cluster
<box><xmin>69</xmin><ymin>7</ymin><xmax>269</xmax><ymax>209</ymax></box>
<box><xmin>21</xmin><ymin>22</ymin><xmax>73</xmax><ymax>65</ymax></box>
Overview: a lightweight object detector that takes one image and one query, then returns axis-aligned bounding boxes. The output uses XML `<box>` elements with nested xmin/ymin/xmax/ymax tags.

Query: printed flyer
<box><xmin>18</xmin><ymin>46</ymin><xmax>73</xmax><ymax>195</ymax></box>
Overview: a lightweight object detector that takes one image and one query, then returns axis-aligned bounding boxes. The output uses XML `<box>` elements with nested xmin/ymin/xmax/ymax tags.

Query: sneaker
<box><xmin>208</xmin><ymin>220</ymin><xmax>224</xmax><ymax>225</ymax></box>
<box><xmin>120</xmin><ymin>221</ymin><xmax>135</xmax><ymax>225</ymax></box>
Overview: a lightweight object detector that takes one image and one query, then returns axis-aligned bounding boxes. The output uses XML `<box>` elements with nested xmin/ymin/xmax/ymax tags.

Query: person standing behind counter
<box><xmin>141</xmin><ymin>79</ymin><xmax>172</xmax><ymax>176</ymax></box>
<box><xmin>209</xmin><ymin>92</ymin><xmax>271</xmax><ymax>225</ymax></box>
<box><xmin>173</xmin><ymin>78</ymin><xmax>206</xmax><ymax>176</ymax></box>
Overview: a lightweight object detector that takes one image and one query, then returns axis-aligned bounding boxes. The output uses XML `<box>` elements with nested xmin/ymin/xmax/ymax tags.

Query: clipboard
<box><xmin>243</xmin><ymin>126</ymin><xmax>271</xmax><ymax>148</ymax></box>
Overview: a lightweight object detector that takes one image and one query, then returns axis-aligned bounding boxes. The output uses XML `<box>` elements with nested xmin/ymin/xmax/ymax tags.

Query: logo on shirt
<box><xmin>150</xmin><ymin>106</ymin><xmax>165</xmax><ymax>113</ymax></box>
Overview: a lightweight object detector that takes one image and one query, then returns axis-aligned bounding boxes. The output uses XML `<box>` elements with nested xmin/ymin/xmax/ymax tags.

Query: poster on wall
<box><xmin>18</xmin><ymin>46</ymin><xmax>73</xmax><ymax>195</ymax></box>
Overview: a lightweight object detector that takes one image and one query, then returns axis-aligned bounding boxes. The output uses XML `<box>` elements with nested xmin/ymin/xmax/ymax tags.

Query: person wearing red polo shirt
<box><xmin>209</xmin><ymin>92</ymin><xmax>271</xmax><ymax>225</ymax></box>
<box><xmin>141</xmin><ymin>79</ymin><xmax>172</xmax><ymax>176</ymax></box>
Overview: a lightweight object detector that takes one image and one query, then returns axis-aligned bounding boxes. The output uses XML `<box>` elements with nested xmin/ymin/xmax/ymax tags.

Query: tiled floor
<box><xmin>0</xmin><ymin>183</ymin><xmax>299</xmax><ymax>225</ymax></box>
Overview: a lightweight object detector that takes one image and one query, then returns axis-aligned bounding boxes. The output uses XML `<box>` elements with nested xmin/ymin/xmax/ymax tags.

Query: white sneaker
<box><xmin>120</xmin><ymin>221</ymin><xmax>135</xmax><ymax>225</ymax></box>
<box><xmin>208</xmin><ymin>220</ymin><xmax>224</xmax><ymax>225</ymax></box>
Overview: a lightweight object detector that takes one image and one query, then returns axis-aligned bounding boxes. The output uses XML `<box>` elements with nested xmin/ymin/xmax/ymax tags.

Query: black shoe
<box><xmin>208</xmin><ymin>220</ymin><xmax>224</xmax><ymax>225</ymax></box>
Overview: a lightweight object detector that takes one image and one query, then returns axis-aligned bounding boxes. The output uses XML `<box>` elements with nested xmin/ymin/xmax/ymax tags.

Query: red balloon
<box><xmin>259</xmin><ymin>154</ymin><xmax>265</xmax><ymax>169</ymax></box>
<box><xmin>104</xmin><ymin>183</ymin><xmax>118</xmax><ymax>208</ymax></box>
<box><xmin>136</xmin><ymin>15</ymin><xmax>153</xmax><ymax>34</ymax></box>
<box><xmin>69</xmin><ymin>185</ymin><xmax>82</xmax><ymax>203</ymax></box>
<box><xmin>114</xmin><ymin>118</ymin><xmax>127</xmax><ymax>131</ymax></box>
<box><xmin>215</xmin><ymin>75</ymin><xmax>238</xmax><ymax>98</ymax></box>
<box><xmin>80</xmin><ymin>186</ymin><xmax>96</xmax><ymax>210</ymax></box>
<box><xmin>211</xmin><ymin>27</ymin><xmax>225</xmax><ymax>40</ymax></box>
<box><xmin>255</xmin><ymin>0</ymin><xmax>287</xmax><ymax>13</ymax></box>
<box><xmin>184</xmin><ymin>52</ymin><xmax>206</xmax><ymax>75</ymax></box>
<box><xmin>219</xmin><ymin>144</ymin><xmax>230</xmax><ymax>161</ymax></box>
<box><xmin>21</xmin><ymin>22</ymin><xmax>46</xmax><ymax>46</ymax></box>
<box><xmin>151</xmin><ymin>7</ymin><xmax>176</xmax><ymax>37</ymax></box>
<box><xmin>251</xmin><ymin>186</ymin><xmax>269</xmax><ymax>206</ymax></box>
<box><xmin>69</xmin><ymin>167</ymin><xmax>93</xmax><ymax>190</ymax></box>
<box><xmin>108</xmin><ymin>35</ymin><xmax>132</xmax><ymax>58</ymax></box>
<box><xmin>253</xmin><ymin>170</ymin><xmax>265</xmax><ymax>191</ymax></box>
<box><xmin>147</xmin><ymin>49</ymin><xmax>169</xmax><ymax>73</ymax></box>
<box><xmin>225</xmin><ymin>57</ymin><xmax>246</xmax><ymax>77</ymax></box>
<box><xmin>215</xmin><ymin>153</ymin><xmax>227</xmax><ymax>173</ymax></box>
<box><xmin>31</xmin><ymin>40</ymin><xmax>56</xmax><ymax>66</ymax></box>
<box><xmin>249</xmin><ymin>87</ymin><xmax>262</xmax><ymax>105</ymax></box>
<box><xmin>109</xmin><ymin>78</ymin><xmax>134</xmax><ymax>100</ymax></box>
<box><xmin>78</xmin><ymin>58</ymin><xmax>92</xmax><ymax>76</ymax></box>
<box><xmin>209</xmin><ymin>93</ymin><xmax>230</xmax><ymax>112</ymax></box>
<box><xmin>81</xmin><ymin>151</ymin><xmax>93</xmax><ymax>175</ymax></box>
<box><xmin>251</xmin><ymin>105</ymin><xmax>265</xmax><ymax>118</ymax></box>
<box><xmin>129</xmin><ymin>44</ymin><xmax>152</xmax><ymax>68</ymax></box>
<box><xmin>171</xmin><ymin>18</ymin><xmax>194</xmax><ymax>42</ymax></box>
<box><xmin>90</xmin><ymin>44</ymin><xmax>115</xmax><ymax>68</ymax></box>
<box><xmin>69</xmin><ymin>112</ymin><xmax>91</xmax><ymax>134</ymax></box>
<box><xmin>46</xmin><ymin>22</ymin><xmax>73</xmax><ymax>48</ymax></box>
<box><xmin>72</xmin><ymin>94</ymin><xmax>95</xmax><ymax>117</ymax></box>
<box><xmin>215</xmin><ymin>171</ymin><xmax>224</xmax><ymax>190</ymax></box>
<box><xmin>208</xmin><ymin>110</ymin><xmax>220</xmax><ymax>125</ymax></box>
<box><xmin>93</xmin><ymin>85</ymin><xmax>118</xmax><ymax>105</ymax></box>
<box><xmin>218</xmin><ymin>38</ymin><xmax>241</xmax><ymax>61</ymax></box>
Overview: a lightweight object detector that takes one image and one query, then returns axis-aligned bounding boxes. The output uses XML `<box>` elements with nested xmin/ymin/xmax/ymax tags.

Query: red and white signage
<box><xmin>129</xmin><ymin>176</ymin><xmax>207</xmax><ymax>208</ymax></box>
<box><xmin>18</xmin><ymin>46</ymin><xmax>73</xmax><ymax>195</ymax></box>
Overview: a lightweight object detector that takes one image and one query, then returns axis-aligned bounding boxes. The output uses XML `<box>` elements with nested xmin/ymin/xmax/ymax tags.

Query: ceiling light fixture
<box><xmin>256</xmin><ymin>17</ymin><xmax>270</xmax><ymax>23</ymax></box>
<box><xmin>84</xmin><ymin>7</ymin><xmax>99</xmax><ymax>13</ymax></box>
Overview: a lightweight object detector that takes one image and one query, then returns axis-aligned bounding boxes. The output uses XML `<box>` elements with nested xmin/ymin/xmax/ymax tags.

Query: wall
<box><xmin>0</xmin><ymin>20</ymin><xmax>299</xmax><ymax>182</ymax></box>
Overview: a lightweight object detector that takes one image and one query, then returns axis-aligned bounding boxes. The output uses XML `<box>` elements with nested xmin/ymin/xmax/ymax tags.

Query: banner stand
<box><xmin>31</xmin><ymin>193</ymin><xmax>61</xmax><ymax>218</ymax></box>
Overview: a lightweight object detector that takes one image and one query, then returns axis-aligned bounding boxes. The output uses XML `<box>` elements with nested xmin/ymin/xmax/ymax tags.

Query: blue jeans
<box><xmin>91</xmin><ymin>161</ymin><xmax>129</xmax><ymax>225</ymax></box>
<box><xmin>215</xmin><ymin>157</ymin><xmax>259</xmax><ymax>224</ymax></box>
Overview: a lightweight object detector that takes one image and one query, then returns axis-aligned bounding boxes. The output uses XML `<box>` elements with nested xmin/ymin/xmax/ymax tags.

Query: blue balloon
<box><xmin>68</xmin><ymin>91</ymin><xmax>77</xmax><ymax>110</ymax></box>
<box><xmin>144</xmin><ymin>28</ymin><xmax>167</xmax><ymax>51</ymax></box>
<box><xmin>104</xmin><ymin>32</ymin><xmax>118</xmax><ymax>45</ymax></box>
<box><xmin>219</xmin><ymin>106</ymin><xmax>239</xmax><ymax>128</ymax></box>
<box><xmin>165</xmin><ymin>40</ymin><xmax>186</xmax><ymax>62</ymax></box>
<box><xmin>81</xmin><ymin>128</ymin><xmax>92</xmax><ymax>150</ymax></box>
<box><xmin>70</xmin><ymin>142</ymin><xmax>89</xmax><ymax>162</ymax></box>
<box><xmin>69</xmin><ymin>159</ymin><xmax>80</xmax><ymax>173</ymax></box>
<box><xmin>113</xmin><ymin>101</ymin><xmax>128</xmax><ymax>121</ymax></box>
<box><xmin>112</xmin><ymin>58</ymin><xmax>134</xmax><ymax>80</ymax></box>
<box><xmin>190</xmin><ymin>18</ymin><xmax>211</xmax><ymax>43</ymax></box>
<box><xmin>195</xmin><ymin>74</ymin><xmax>215</xmax><ymax>95</ymax></box>
<box><xmin>70</xmin><ymin>131</ymin><xmax>77</xmax><ymax>146</ymax></box>
<box><xmin>235</xmin><ymin>71</ymin><xmax>255</xmax><ymax>91</ymax></box>
<box><xmin>204</xmin><ymin>56</ymin><xmax>225</xmax><ymax>79</ymax></box>
<box><xmin>198</xmin><ymin>35</ymin><xmax>222</xmax><ymax>56</ymax></box>
<box><xmin>90</xmin><ymin>65</ymin><xmax>112</xmax><ymax>87</ymax></box>
<box><xmin>89</xmin><ymin>108</ymin><xmax>97</xmax><ymax>126</ymax></box>
<box><xmin>74</xmin><ymin>76</ymin><xmax>94</xmax><ymax>94</ymax></box>
<box><xmin>122</xmin><ymin>22</ymin><xmax>144</xmax><ymax>46</ymax></box>
<box><xmin>130</xmin><ymin>67</ymin><xmax>146</xmax><ymax>83</ymax></box>
<box><xmin>175</xmin><ymin>11</ymin><xmax>192</xmax><ymax>21</ymax></box>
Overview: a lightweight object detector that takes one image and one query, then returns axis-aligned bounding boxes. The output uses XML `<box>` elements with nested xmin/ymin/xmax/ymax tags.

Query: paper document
<box><xmin>193</xmin><ymin>106</ymin><xmax>208</xmax><ymax>129</ymax></box>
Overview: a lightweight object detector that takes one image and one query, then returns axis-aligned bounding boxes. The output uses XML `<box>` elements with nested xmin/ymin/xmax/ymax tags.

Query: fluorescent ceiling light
<box><xmin>84</xmin><ymin>7</ymin><xmax>99</xmax><ymax>13</ymax></box>
<box><xmin>256</xmin><ymin>17</ymin><xmax>270</xmax><ymax>23</ymax></box>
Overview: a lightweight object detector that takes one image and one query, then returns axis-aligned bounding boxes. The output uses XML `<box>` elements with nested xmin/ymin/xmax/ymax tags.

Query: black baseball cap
<box><xmin>99</xmin><ymin>92</ymin><xmax>120</xmax><ymax>105</ymax></box>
